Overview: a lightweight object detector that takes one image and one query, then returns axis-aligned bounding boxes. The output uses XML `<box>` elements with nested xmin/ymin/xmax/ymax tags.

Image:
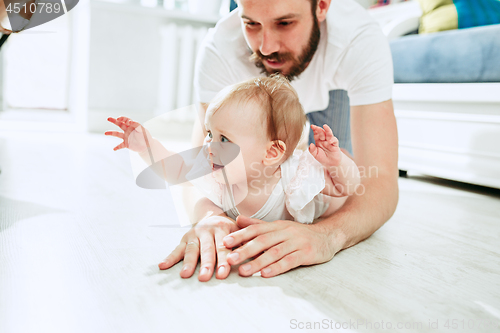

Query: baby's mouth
<box><xmin>211</xmin><ymin>162</ymin><xmax>224</xmax><ymax>172</ymax></box>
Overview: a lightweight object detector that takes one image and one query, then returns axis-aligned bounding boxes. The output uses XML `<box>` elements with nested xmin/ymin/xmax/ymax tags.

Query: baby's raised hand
<box><xmin>309</xmin><ymin>124</ymin><xmax>342</xmax><ymax>167</ymax></box>
<box><xmin>105</xmin><ymin>117</ymin><xmax>152</xmax><ymax>153</ymax></box>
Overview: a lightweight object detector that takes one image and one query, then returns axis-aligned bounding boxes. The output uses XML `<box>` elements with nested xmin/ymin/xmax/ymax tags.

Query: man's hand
<box><xmin>1</xmin><ymin>0</ymin><xmax>12</xmax><ymax>34</ymax></box>
<box><xmin>222</xmin><ymin>215</ymin><xmax>344</xmax><ymax>278</ymax></box>
<box><xmin>0</xmin><ymin>23</ymin><xmax>11</xmax><ymax>34</ymax></box>
<box><xmin>309</xmin><ymin>124</ymin><xmax>342</xmax><ymax>167</ymax></box>
<box><xmin>159</xmin><ymin>215</ymin><xmax>240</xmax><ymax>281</ymax></box>
<box><xmin>105</xmin><ymin>117</ymin><xmax>152</xmax><ymax>153</ymax></box>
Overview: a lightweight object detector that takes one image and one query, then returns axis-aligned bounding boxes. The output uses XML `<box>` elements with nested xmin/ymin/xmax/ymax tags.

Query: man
<box><xmin>159</xmin><ymin>0</ymin><xmax>399</xmax><ymax>281</ymax></box>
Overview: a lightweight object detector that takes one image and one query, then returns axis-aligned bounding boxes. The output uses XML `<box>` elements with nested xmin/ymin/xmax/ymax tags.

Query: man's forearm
<box><xmin>324</xmin><ymin>152</ymin><xmax>361</xmax><ymax>196</ymax></box>
<box><xmin>315</xmin><ymin>172</ymin><xmax>399</xmax><ymax>253</ymax></box>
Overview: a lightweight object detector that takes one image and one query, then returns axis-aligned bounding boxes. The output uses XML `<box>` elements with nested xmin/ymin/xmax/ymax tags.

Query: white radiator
<box><xmin>156</xmin><ymin>23</ymin><xmax>210</xmax><ymax>122</ymax></box>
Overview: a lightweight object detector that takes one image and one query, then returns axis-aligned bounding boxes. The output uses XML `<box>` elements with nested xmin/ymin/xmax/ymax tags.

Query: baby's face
<box><xmin>204</xmin><ymin>98</ymin><xmax>269</xmax><ymax>185</ymax></box>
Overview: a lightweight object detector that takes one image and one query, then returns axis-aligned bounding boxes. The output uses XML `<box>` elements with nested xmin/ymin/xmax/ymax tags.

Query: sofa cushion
<box><xmin>456</xmin><ymin>0</ymin><xmax>500</xmax><ymax>29</ymax></box>
<box><xmin>418</xmin><ymin>0</ymin><xmax>500</xmax><ymax>34</ymax></box>
<box><xmin>419</xmin><ymin>1</ymin><xmax>458</xmax><ymax>33</ymax></box>
<box><xmin>391</xmin><ymin>24</ymin><xmax>500</xmax><ymax>83</ymax></box>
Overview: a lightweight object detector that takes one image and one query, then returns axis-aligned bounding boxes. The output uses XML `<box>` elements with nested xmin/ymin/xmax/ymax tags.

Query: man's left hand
<box><xmin>223</xmin><ymin>215</ymin><xmax>344</xmax><ymax>278</ymax></box>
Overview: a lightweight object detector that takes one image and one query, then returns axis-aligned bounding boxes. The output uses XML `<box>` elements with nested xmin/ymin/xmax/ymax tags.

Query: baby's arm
<box><xmin>193</xmin><ymin>197</ymin><xmax>234</xmax><ymax>224</ymax></box>
<box><xmin>309</xmin><ymin>124</ymin><xmax>361</xmax><ymax>197</ymax></box>
<box><xmin>105</xmin><ymin>117</ymin><xmax>185</xmax><ymax>184</ymax></box>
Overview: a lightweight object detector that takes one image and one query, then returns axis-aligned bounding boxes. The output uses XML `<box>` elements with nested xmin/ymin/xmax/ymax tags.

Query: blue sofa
<box><xmin>391</xmin><ymin>24</ymin><xmax>500</xmax><ymax>83</ymax></box>
<box><xmin>386</xmin><ymin>21</ymin><xmax>500</xmax><ymax>188</ymax></box>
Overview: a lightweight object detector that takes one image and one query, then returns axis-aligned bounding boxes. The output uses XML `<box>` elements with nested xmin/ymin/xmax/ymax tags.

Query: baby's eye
<box><xmin>221</xmin><ymin>135</ymin><xmax>230</xmax><ymax>143</ymax></box>
<box><xmin>207</xmin><ymin>131</ymin><xmax>213</xmax><ymax>139</ymax></box>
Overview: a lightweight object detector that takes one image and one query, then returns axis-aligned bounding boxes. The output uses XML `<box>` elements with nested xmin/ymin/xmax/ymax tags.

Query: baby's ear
<box><xmin>263</xmin><ymin>140</ymin><xmax>286</xmax><ymax>166</ymax></box>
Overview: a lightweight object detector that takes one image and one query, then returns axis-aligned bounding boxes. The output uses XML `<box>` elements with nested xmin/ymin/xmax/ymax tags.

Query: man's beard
<box><xmin>249</xmin><ymin>18</ymin><xmax>321</xmax><ymax>82</ymax></box>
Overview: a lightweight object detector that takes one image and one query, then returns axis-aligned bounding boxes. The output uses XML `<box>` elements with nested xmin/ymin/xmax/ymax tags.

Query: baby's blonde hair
<box><xmin>210</xmin><ymin>74</ymin><xmax>307</xmax><ymax>160</ymax></box>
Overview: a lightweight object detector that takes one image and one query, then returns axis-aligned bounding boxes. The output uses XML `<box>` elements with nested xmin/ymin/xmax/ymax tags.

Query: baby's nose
<box><xmin>210</xmin><ymin>153</ymin><xmax>222</xmax><ymax>166</ymax></box>
<box><xmin>206</xmin><ymin>142</ymin><xmax>230</xmax><ymax>166</ymax></box>
<box><xmin>204</xmin><ymin>145</ymin><xmax>216</xmax><ymax>162</ymax></box>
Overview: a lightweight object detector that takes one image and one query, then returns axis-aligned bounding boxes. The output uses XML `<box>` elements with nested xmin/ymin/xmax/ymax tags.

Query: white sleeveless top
<box><xmin>188</xmin><ymin>149</ymin><xmax>330</xmax><ymax>224</ymax></box>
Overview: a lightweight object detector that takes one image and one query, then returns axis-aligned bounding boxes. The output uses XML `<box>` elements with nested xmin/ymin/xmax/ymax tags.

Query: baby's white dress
<box><xmin>189</xmin><ymin>149</ymin><xmax>330</xmax><ymax>224</ymax></box>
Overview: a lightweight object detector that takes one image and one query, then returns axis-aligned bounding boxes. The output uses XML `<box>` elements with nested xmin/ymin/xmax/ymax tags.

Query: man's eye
<box><xmin>245</xmin><ymin>21</ymin><xmax>258</xmax><ymax>27</ymax></box>
<box><xmin>221</xmin><ymin>136</ymin><xmax>230</xmax><ymax>143</ymax></box>
<box><xmin>279</xmin><ymin>21</ymin><xmax>292</xmax><ymax>26</ymax></box>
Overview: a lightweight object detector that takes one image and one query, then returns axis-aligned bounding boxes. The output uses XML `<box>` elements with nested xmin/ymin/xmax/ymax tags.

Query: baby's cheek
<box><xmin>229</xmin><ymin>163</ymin><xmax>248</xmax><ymax>182</ymax></box>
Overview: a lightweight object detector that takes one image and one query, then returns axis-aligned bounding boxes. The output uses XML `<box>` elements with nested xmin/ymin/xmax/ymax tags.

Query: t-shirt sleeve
<box><xmin>193</xmin><ymin>32</ymin><xmax>235</xmax><ymax>104</ymax></box>
<box><xmin>336</xmin><ymin>28</ymin><xmax>394</xmax><ymax>106</ymax></box>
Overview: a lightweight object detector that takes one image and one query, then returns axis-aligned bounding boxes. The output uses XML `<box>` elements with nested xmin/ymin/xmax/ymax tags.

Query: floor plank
<box><xmin>1</xmin><ymin>131</ymin><xmax>499</xmax><ymax>333</ymax></box>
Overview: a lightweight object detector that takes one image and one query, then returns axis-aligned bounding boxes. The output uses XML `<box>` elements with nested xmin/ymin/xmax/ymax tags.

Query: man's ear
<box><xmin>263</xmin><ymin>140</ymin><xmax>286</xmax><ymax>166</ymax></box>
<box><xmin>316</xmin><ymin>0</ymin><xmax>331</xmax><ymax>23</ymax></box>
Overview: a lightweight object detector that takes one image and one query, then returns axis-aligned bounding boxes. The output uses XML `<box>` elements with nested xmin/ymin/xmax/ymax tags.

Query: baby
<box><xmin>105</xmin><ymin>74</ymin><xmax>360</xmax><ymax>224</ymax></box>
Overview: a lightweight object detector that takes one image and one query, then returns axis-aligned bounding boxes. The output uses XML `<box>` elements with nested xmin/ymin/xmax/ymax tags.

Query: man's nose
<box><xmin>260</xmin><ymin>29</ymin><xmax>280</xmax><ymax>56</ymax></box>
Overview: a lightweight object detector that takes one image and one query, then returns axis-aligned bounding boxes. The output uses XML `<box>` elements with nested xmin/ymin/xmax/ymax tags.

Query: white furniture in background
<box><xmin>156</xmin><ymin>23</ymin><xmax>208</xmax><ymax>122</ymax></box>
<box><xmin>394</xmin><ymin>84</ymin><xmax>500</xmax><ymax>189</ymax></box>
<box><xmin>0</xmin><ymin>0</ymin><xmax>219</xmax><ymax>133</ymax></box>
<box><xmin>0</xmin><ymin>2</ymin><xmax>89</xmax><ymax>132</ymax></box>
<box><xmin>370</xmin><ymin>1</ymin><xmax>500</xmax><ymax>189</ymax></box>
<box><xmin>369</xmin><ymin>0</ymin><xmax>422</xmax><ymax>40</ymax></box>
<box><xmin>86</xmin><ymin>0</ymin><xmax>219</xmax><ymax>133</ymax></box>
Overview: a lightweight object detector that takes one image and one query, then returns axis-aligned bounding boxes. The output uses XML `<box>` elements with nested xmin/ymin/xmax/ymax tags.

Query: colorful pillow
<box><xmin>417</xmin><ymin>0</ymin><xmax>500</xmax><ymax>34</ymax></box>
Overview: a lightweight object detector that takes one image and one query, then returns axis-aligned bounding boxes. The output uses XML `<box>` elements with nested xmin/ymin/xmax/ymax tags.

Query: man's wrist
<box><xmin>310</xmin><ymin>216</ymin><xmax>349</xmax><ymax>255</ymax></box>
<box><xmin>314</xmin><ymin>174</ymin><xmax>398</xmax><ymax>252</ymax></box>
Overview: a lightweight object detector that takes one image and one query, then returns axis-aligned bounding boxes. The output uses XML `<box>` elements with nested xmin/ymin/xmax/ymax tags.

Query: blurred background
<box><xmin>0</xmin><ymin>0</ymin><xmax>404</xmax><ymax>135</ymax></box>
<box><xmin>1</xmin><ymin>0</ymin><xmax>499</xmax><ymax>188</ymax></box>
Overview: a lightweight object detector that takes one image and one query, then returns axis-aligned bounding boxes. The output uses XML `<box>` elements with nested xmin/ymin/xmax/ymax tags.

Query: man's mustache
<box><xmin>249</xmin><ymin>50</ymin><xmax>295</xmax><ymax>64</ymax></box>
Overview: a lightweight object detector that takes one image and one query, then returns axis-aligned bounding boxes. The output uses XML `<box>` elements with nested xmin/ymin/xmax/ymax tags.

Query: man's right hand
<box><xmin>158</xmin><ymin>215</ymin><xmax>240</xmax><ymax>281</ymax></box>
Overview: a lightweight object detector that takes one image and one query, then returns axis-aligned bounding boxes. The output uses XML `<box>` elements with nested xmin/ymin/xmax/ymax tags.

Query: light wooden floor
<box><xmin>1</xmin><ymin>130</ymin><xmax>499</xmax><ymax>333</ymax></box>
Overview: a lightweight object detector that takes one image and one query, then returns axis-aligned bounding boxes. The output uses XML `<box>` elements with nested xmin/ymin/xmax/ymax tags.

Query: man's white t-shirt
<box><xmin>194</xmin><ymin>0</ymin><xmax>394</xmax><ymax>113</ymax></box>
